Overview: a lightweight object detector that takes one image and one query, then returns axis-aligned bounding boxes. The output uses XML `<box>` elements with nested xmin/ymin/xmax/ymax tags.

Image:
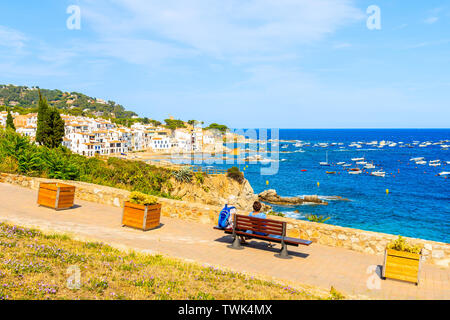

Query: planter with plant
<box><xmin>122</xmin><ymin>191</ymin><xmax>162</xmax><ymax>231</ymax></box>
<box><xmin>382</xmin><ymin>236</ymin><xmax>422</xmax><ymax>285</ymax></box>
<box><xmin>37</xmin><ymin>182</ymin><xmax>76</xmax><ymax>210</ymax></box>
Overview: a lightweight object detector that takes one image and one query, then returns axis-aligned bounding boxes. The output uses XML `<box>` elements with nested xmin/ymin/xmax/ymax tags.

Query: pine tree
<box><xmin>6</xmin><ymin>108</ymin><xmax>16</xmax><ymax>131</ymax></box>
<box><xmin>49</xmin><ymin>108</ymin><xmax>65</xmax><ymax>148</ymax></box>
<box><xmin>35</xmin><ymin>90</ymin><xmax>65</xmax><ymax>148</ymax></box>
<box><xmin>35</xmin><ymin>89</ymin><xmax>50</xmax><ymax>146</ymax></box>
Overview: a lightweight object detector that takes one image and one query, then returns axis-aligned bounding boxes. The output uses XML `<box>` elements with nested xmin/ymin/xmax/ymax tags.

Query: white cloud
<box><xmin>424</xmin><ymin>17</ymin><xmax>439</xmax><ymax>24</ymax></box>
<box><xmin>79</xmin><ymin>0</ymin><xmax>363</xmax><ymax>63</ymax></box>
<box><xmin>0</xmin><ymin>26</ymin><xmax>27</xmax><ymax>50</ymax></box>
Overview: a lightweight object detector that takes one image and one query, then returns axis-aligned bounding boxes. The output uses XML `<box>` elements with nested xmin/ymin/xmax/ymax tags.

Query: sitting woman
<box><xmin>242</xmin><ymin>201</ymin><xmax>267</xmax><ymax>243</ymax></box>
<box><xmin>249</xmin><ymin>201</ymin><xmax>265</xmax><ymax>219</ymax></box>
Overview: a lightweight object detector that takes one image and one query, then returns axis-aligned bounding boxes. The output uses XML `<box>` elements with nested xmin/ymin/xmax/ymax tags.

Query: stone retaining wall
<box><xmin>1</xmin><ymin>173</ymin><xmax>448</xmax><ymax>268</ymax></box>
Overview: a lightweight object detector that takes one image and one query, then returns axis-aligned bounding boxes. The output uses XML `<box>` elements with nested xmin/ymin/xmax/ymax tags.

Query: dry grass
<box><xmin>0</xmin><ymin>222</ymin><xmax>343</xmax><ymax>300</ymax></box>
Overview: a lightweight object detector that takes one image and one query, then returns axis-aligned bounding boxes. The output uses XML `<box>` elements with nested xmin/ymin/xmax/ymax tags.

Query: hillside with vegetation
<box><xmin>0</xmin><ymin>84</ymin><xmax>137</xmax><ymax>119</ymax></box>
<box><xmin>0</xmin><ymin>129</ymin><xmax>176</xmax><ymax>198</ymax></box>
<box><xmin>0</xmin><ymin>85</ymin><xmax>230</xmax><ymax>131</ymax></box>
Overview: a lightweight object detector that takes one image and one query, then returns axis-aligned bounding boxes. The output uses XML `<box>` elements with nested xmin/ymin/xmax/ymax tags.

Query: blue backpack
<box><xmin>218</xmin><ymin>204</ymin><xmax>235</xmax><ymax>229</ymax></box>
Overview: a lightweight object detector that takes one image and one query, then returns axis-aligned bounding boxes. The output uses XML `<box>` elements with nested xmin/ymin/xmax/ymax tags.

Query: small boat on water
<box><xmin>429</xmin><ymin>162</ymin><xmax>441</xmax><ymax>167</ymax></box>
<box><xmin>342</xmin><ymin>163</ymin><xmax>351</xmax><ymax>167</ymax></box>
<box><xmin>410</xmin><ymin>157</ymin><xmax>425</xmax><ymax>162</ymax></box>
<box><xmin>416</xmin><ymin>161</ymin><xmax>427</xmax><ymax>165</ymax></box>
<box><xmin>349</xmin><ymin>169</ymin><xmax>362</xmax><ymax>175</ymax></box>
<box><xmin>326</xmin><ymin>171</ymin><xmax>336</xmax><ymax>174</ymax></box>
<box><xmin>351</xmin><ymin>157</ymin><xmax>365</xmax><ymax>161</ymax></box>
<box><xmin>336</xmin><ymin>162</ymin><xmax>346</xmax><ymax>165</ymax></box>
<box><xmin>365</xmin><ymin>163</ymin><xmax>376</xmax><ymax>169</ymax></box>
<box><xmin>371</xmin><ymin>171</ymin><xmax>386</xmax><ymax>177</ymax></box>
<box><xmin>320</xmin><ymin>151</ymin><xmax>331</xmax><ymax>166</ymax></box>
<box><xmin>438</xmin><ymin>172</ymin><xmax>450</xmax><ymax>176</ymax></box>
<box><xmin>356</xmin><ymin>161</ymin><xmax>368</xmax><ymax>165</ymax></box>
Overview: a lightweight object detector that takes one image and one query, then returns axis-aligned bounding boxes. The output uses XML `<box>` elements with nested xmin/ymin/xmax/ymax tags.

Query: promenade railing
<box><xmin>191</xmin><ymin>166</ymin><xmax>227</xmax><ymax>175</ymax></box>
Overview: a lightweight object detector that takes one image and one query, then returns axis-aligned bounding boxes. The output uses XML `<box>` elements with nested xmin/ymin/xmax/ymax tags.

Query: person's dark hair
<box><xmin>253</xmin><ymin>201</ymin><xmax>262</xmax><ymax>212</ymax></box>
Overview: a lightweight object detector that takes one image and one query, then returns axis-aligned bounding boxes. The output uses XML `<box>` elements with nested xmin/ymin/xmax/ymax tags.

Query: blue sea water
<box><xmin>185</xmin><ymin>129</ymin><xmax>450</xmax><ymax>243</ymax></box>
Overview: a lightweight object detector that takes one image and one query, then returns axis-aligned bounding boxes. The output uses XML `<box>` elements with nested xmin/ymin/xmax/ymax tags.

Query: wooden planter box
<box><xmin>37</xmin><ymin>183</ymin><xmax>76</xmax><ymax>210</ymax></box>
<box><xmin>382</xmin><ymin>249</ymin><xmax>422</xmax><ymax>285</ymax></box>
<box><xmin>122</xmin><ymin>201</ymin><xmax>162</xmax><ymax>231</ymax></box>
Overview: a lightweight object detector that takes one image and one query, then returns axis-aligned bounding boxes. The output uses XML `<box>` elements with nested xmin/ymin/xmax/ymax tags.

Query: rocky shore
<box><xmin>258</xmin><ymin>189</ymin><xmax>327</xmax><ymax>205</ymax></box>
<box><xmin>258</xmin><ymin>189</ymin><xmax>349</xmax><ymax>206</ymax></box>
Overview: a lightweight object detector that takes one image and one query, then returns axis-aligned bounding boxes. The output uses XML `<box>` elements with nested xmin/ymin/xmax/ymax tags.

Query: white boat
<box><xmin>429</xmin><ymin>162</ymin><xmax>441</xmax><ymax>167</ymax></box>
<box><xmin>371</xmin><ymin>171</ymin><xmax>386</xmax><ymax>177</ymax></box>
<box><xmin>438</xmin><ymin>172</ymin><xmax>450</xmax><ymax>176</ymax></box>
<box><xmin>351</xmin><ymin>157</ymin><xmax>365</xmax><ymax>161</ymax></box>
<box><xmin>410</xmin><ymin>157</ymin><xmax>425</xmax><ymax>162</ymax></box>
<box><xmin>349</xmin><ymin>169</ymin><xmax>362</xmax><ymax>175</ymax></box>
<box><xmin>281</xmin><ymin>144</ymin><xmax>288</xmax><ymax>149</ymax></box>
<box><xmin>336</xmin><ymin>162</ymin><xmax>346</xmax><ymax>165</ymax></box>
<box><xmin>416</xmin><ymin>161</ymin><xmax>427</xmax><ymax>165</ymax></box>
<box><xmin>429</xmin><ymin>160</ymin><xmax>441</xmax><ymax>164</ymax></box>
<box><xmin>320</xmin><ymin>151</ymin><xmax>330</xmax><ymax>166</ymax></box>
<box><xmin>365</xmin><ymin>163</ymin><xmax>376</xmax><ymax>169</ymax></box>
<box><xmin>356</xmin><ymin>161</ymin><xmax>368</xmax><ymax>165</ymax></box>
<box><xmin>342</xmin><ymin>164</ymin><xmax>351</xmax><ymax>167</ymax></box>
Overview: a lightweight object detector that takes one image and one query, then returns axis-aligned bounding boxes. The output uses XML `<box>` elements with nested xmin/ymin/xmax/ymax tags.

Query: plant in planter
<box><xmin>122</xmin><ymin>191</ymin><xmax>162</xmax><ymax>231</ymax></box>
<box><xmin>383</xmin><ymin>236</ymin><xmax>422</xmax><ymax>285</ymax></box>
<box><xmin>37</xmin><ymin>182</ymin><xmax>76</xmax><ymax>210</ymax></box>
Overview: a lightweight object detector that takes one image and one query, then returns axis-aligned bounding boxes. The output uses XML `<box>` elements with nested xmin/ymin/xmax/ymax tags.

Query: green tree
<box><xmin>48</xmin><ymin>108</ymin><xmax>65</xmax><ymax>148</ymax></box>
<box><xmin>206</xmin><ymin>123</ymin><xmax>228</xmax><ymax>133</ymax></box>
<box><xmin>164</xmin><ymin>119</ymin><xmax>186</xmax><ymax>130</ymax></box>
<box><xmin>35</xmin><ymin>91</ymin><xmax>65</xmax><ymax>148</ymax></box>
<box><xmin>6</xmin><ymin>108</ymin><xmax>16</xmax><ymax>131</ymax></box>
<box><xmin>35</xmin><ymin>89</ymin><xmax>51</xmax><ymax>146</ymax></box>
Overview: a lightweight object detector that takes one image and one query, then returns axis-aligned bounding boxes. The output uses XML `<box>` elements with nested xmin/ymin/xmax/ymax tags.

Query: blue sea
<box><xmin>182</xmin><ymin>129</ymin><xmax>450</xmax><ymax>243</ymax></box>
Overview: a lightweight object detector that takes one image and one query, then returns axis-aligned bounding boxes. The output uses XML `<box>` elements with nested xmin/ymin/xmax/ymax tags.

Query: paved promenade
<box><xmin>0</xmin><ymin>183</ymin><xmax>448</xmax><ymax>299</ymax></box>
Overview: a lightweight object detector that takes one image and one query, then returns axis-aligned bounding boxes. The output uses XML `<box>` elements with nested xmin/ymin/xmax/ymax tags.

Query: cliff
<box><xmin>162</xmin><ymin>174</ymin><xmax>259</xmax><ymax>211</ymax></box>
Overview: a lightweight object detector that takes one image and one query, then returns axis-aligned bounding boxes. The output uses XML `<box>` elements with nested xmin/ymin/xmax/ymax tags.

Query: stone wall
<box><xmin>1</xmin><ymin>173</ymin><xmax>448</xmax><ymax>268</ymax></box>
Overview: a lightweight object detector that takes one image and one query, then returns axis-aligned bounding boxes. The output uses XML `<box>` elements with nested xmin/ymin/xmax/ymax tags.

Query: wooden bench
<box><xmin>214</xmin><ymin>214</ymin><xmax>312</xmax><ymax>259</ymax></box>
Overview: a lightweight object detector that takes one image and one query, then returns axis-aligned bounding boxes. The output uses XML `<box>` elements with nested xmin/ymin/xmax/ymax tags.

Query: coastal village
<box><xmin>0</xmin><ymin>110</ymin><xmax>231</xmax><ymax>157</ymax></box>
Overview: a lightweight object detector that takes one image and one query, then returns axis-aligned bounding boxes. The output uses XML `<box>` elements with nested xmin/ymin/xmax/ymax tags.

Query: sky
<box><xmin>0</xmin><ymin>0</ymin><xmax>449</xmax><ymax>128</ymax></box>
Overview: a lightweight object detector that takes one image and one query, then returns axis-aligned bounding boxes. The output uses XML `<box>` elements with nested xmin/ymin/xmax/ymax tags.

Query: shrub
<box><xmin>129</xmin><ymin>191</ymin><xmax>158</xmax><ymax>206</ymax></box>
<box><xmin>328</xmin><ymin>286</ymin><xmax>345</xmax><ymax>300</ymax></box>
<box><xmin>194</xmin><ymin>172</ymin><xmax>205</xmax><ymax>185</ymax></box>
<box><xmin>387</xmin><ymin>236</ymin><xmax>421</xmax><ymax>254</ymax></box>
<box><xmin>172</xmin><ymin>166</ymin><xmax>193</xmax><ymax>183</ymax></box>
<box><xmin>267</xmin><ymin>211</ymin><xmax>285</xmax><ymax>217</ymax></box>
<box><xmin>0</xmin><ymin>156</ymin><xmax>18</xmax><ymax>173</ymax></box>
<box><xmin>41</xmin><ymin>148</ymin><xmax>79</xmax><ymax>180</ymax></box>
<box><xmin>17</xmin><ymin>149</ymin><xmax>43</xmax><ymax>176</ymax></box>
<box><xmin>306</xmin><ymin>214</ymin><xmax>331</xmax><ymax>223</ymax></box>
<box><xmin>227</xmin><ymin>166</ymin><xmax>244</xmax><ymax>184</ymax></box>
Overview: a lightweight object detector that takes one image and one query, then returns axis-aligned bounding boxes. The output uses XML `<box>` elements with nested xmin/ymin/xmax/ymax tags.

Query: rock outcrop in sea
<box><xmin>258</xmin><ymin>189</ymin><xmax>327</xmax><ymax>206</ymax></box>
